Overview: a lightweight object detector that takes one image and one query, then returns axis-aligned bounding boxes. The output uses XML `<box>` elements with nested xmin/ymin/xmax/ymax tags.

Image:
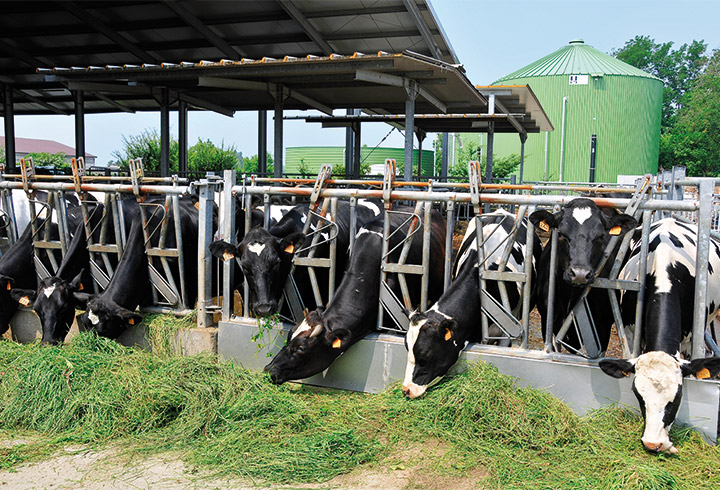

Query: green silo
<box><xmin>491</xmin><ymin>39</ymin><xmax>663</xmax><ymax>183</ymax></box>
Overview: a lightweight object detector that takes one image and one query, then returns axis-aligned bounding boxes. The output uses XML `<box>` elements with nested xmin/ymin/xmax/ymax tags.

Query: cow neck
<box><xmin>268</xmin><ymin>205</ymin><xmax>307</xmax><ymax>238</ymax></box>
<box><xmin>435</xmin><ymin>259</ymin><xmax>482</xmax><ymax>340</ymax></box>
<box><xmin>103</xmin><ymin>219</ymin><xmax>150</xmax><ymax>308</ymax></box>
<box><xmin>55</xmin><ymin>221</ymin><xmax>90</xmax><ymax>281</ymax></box>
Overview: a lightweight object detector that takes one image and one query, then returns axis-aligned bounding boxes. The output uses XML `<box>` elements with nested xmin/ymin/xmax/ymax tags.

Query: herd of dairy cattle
<box><xmin>1</xmin><ymin>187</ymin><xmax>720</xmax><ymax>455</ymax></box>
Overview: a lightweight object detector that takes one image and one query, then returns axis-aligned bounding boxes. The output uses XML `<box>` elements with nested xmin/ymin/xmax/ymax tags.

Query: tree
<box><xmin>240</xmin><ymin>153</ymin><xmax>274</xmax><ymax>174</ymax></box>
<box><xmin>27</xmin><ymin>152</ymin><xmax>68</xmax><ymax>169</ymax></box>
<box><xmin>111</xmin><ymin>128</ymin><xmax>179</xmax><ymax>172</ymax></box>
<box><xmin>188</xmin><ymin>139</ymin><xmax>239</xmax><ymax>172</ymax></box>
<box><xmin>330</xmin><ymin>161</ymin><xmax>371</xmax><ymax>177</ymax></box>
<box><xmin>664</xmin><ymin>49</ymin><xmax>720</xmax><ymax>176</ymax></box>
<box><xmin>613</xmin><ymin>36</ymin><xmax>708</xmax><ymax>132</ymax></box>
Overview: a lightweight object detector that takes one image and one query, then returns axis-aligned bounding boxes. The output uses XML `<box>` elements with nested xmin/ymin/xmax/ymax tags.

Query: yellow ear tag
<box><xmin>194</xmin><ymin>201</ymin><xmax>200</xmax><ymax>210</ymax></box>
<box><xmin>5</xmin><ymin>283</ymin><xmax>10</xmax><ymax>291</ymax></box>
<box><xmin>19</xmin><ymin>296</ymin><xmax>30</xmax><ymax>307</ymax></box>
<box><xmin>696</xmin><ymin>367</ymin><xmax>711</xmax><ymax>379</ymax></box>
<box><xmin>621</xmin><ymin>371</ymin><xmax>631</xmax><ymax>377</ymax></box>
<box><xmin>538</xmin><ymin>221</ymin><xmax>550</xmax><ymax>232</ymax></box>
<box><xmin>128</xmin><ymin>318</ymin><xmax>135</xmax><ymax>326</ymax></box>
<box><xmin>332</xmin><ymin>338</ymin><xmax>342</xmax><ymax>349</ymax></box>
<box><xmin>609</xmin><ymin>226</ymin><xmax>622</xmax><ymax>236</ymax></box>
<box><xmin>222</xmin><ymin>251</ymin><xmax>234</xmax><ymax>261</ymax></box>
<box><xmin>284</xmin><ymin>244</ymin><xmax>295</xmax><ymax>254</ymax></box>
<box><xmin>444</xmin><ymin>328</ymin><xmax>452</xmax><ymax>341</ymax></box>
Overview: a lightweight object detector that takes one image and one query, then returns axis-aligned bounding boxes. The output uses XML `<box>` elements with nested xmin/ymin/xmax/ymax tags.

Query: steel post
<box><xmin>197</xmin><ymin>181</ymin><xmax>215</xmax><ymax>327</ymax></box>
<box><xmin>221</xmin><ymin>170</ymin><xmax>236</xmax><ymax>321</ymax></box>
<box><xmin>692</xmin><ymin>178</ymin><xmax>714</xmax><ymax>358</ymax></box>
<box><xmin>545</xmin><ymin>227</ymin><xmax>559</xmax><ymax>352</ymax></box>
<box><xmin>443</xmin><ymin>200</ymin><xmax>454</xmax><ymax>291</ymax></box>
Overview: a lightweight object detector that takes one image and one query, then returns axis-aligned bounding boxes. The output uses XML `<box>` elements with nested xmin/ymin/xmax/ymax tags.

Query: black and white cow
<box><xmin>402</xmin><ymin>209</ymin><xmax>540</xmax><ymax>398</ymax></box>
<box><xmin>599</xmin><ymin>217</ymin><xmax>720</xmax><ymax>454</ymax></box>
<box><xmin>209</xmin><ymin>201</ymin><xmax>377</xmax><ymax>317</ymax></box>
<box><xmin>529</xmin><ymin>198</ymin><xmax>637</xmax><ymax>352</ymax></box>
<box><xmin>77</xmin><ymin>197</ymin><xmax>200</xmax><ymax>339</ymax></box>
<box><xmin>264</xmin><ymin>209</ymin><xmax>446</xmax><ymax>385</ymax></box>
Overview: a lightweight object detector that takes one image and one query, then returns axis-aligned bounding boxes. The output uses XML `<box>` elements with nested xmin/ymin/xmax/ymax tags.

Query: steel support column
<box><xmin>484</xmin><ymin>120</ymin><xmax>495</xmax><ymax>212</ymax></box>
<box><xmin>416</xmin><ymin>132</ymin><xmax>425</xmax><ymax>180</ymax></box>
<box><xmin>178</xmin><ymin>100</ymin><xmax>188</xmax><ymax>174</ymax></box>
<box><xmin>197</xmin><ymin>180</ymin><xmax>216</xmax><ymax>327</ymax></box>
<box><xmin>3</xmin><ymin>85</ymin><xmax>15</xmax><ymax>172</ymax></box>
<box><xmin>692</xmin><ymin>178</ymin><xmax>714</xmax><ymax>358</ymax></box>
<box><xmin>258</xmin><ymin>110</ymin><xmax>267</xmax><ymax>175</ymax></box>
<box><xmin>404</xmin><ymin>82</ymin><xmax>418</xmax><ymax>181</ymax></box>
<box><xmin>73</xmin><ymin>90</ymin><xmax>85</xmax><ymax>163</ymax></box>
<box><xmin>273</xmin><ymin>88</ymin><xmax>284</xmax><ymax>178</ymax></box>
<box><xmin>353</xmin><ymin>121</ymin><xmax>361</xmax><ymax>180</ymax></box>
<box><xmin>441</xmin><ymin>132</ymin><xmax>449</xmax><ymax>181</ymax></box>
<box><xmin>160</xmin><ymin>88</ymin><xmax>170</xmax><ymax>177</ymax></box>
<box><xmin>519</xmin><ymin>133</ymin><xmax>527</xmax><ymax>184</ymax></box>
<box><xmin>345</xmin><ymin>109</ymin><xmax>354</xmax><ymax>179</ymax></box>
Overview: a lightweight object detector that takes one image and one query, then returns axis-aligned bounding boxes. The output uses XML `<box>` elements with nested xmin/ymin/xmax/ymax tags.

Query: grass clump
<box><xmin>0</xmin><ymin>333</ymin><xmax>719</xmax><ymax>488</ymax></box>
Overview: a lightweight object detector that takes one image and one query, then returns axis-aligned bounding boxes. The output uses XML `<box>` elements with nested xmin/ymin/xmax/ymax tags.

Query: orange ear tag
<box><xmin>284</xmin><ymin>244</ymin><xmax>295</xmax><ymax>254</ymax></box>
<box><xmin>538</xmin><ymin>221</ymin><xmax>550</xmax><ymax>232</ymax></box>
<box><xmin>696</xmin><ymin>367</ymin><xmax>711</xmax><ymax>379</ymax></box>
<box><xmin>78</xmin><ymin>283</ymin><xmax>84</xmax><ymax>291</ymax></box>
<box><xmin>222</xmin><ymin>251</ymin><xmax>234</xmax><ymax>261</ymax></box>
<box><xmin>194</xmin><ymin>201</ymin><xmax>200</xmax><ymax>210</ymax></box>
<box><xmin>128</xmin><ymin>318</ymin><xmax>135</xmax><ymax>325</ymax></box>
<box><xmin>5</xmin><ymin>283</ymin><xmax>10</xmax><ymax>291</ymax></box>
<box><xmin>332</xmin><ymin>338</ymin><xmax>342</xmax><ymax>349</ymax></box>
<box><xmin>609</xmin><ymin>226</ymin><xmax>622</xmax><ymax>236</ymax></box>
<box><xmin>444</xmin><ymin>328</ymin><xmax>452</xmax><ymax>341</ymax></box>
<box><xmin>621</xmin><ymin>371</ymin><xmax>631</xmax><ymax>377</ymax></box>
<box><xmin>19</xmin><ymin>296</ymin><xmax>30</xmax><ymax>307</ymax></box>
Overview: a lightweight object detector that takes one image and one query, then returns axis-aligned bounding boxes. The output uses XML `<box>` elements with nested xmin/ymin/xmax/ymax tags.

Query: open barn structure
<box><xmin>1</xmin><ymin>1</ymin><xmax>718</xmax><ymax>446</ymax></box>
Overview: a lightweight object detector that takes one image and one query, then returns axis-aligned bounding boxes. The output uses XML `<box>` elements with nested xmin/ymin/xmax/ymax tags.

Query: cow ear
<box><xmin>280</xmin><ymin>232</ymin><xmax>305</xmax><ymax>255</ymax></box>
<box><xmin>0</xmin><ymin>274</ymin><xmax>15</xmax><ymax>291</ymax></box>
<box><xmin>10</xmin><ymin>288</ymin><xmax>37</xmax><ymax>306</ymax></box>
<box><xmin>119</xmin><ymin>309</ymin><xmax>143</xmax><ymax>327</ymax></box>
<box><xmin>607</xmin><ymin>214</ymin><xmax>637</xmax><ymax>236</ymax></box>
<box><xmin>72</xmin><ymin>292</ymin><xmax>93</xmax><ymax>309</ymax></box>
<box><xmin>681</xmin><ymin>357</ymin><xmax>720</xmax><ymax>379</ymax></box>
<box><xmin>325</xmin><ymin>328</ymin><xmax>351</xmax><ymax>350</ymax></box>
<box><xmin>209</xmin><ymin>240</ymin><xmax>239</xmax><ymax>262</ymax></box>
<box><xmin>599</xmin><ymin>358</ymin><xmax>636</xmax><ymax>378</ymax></box>
<box><xmin>69</xmin><ymin>269</ymin><xmax>85</xmax><ymax>291</ymax></box>
<box><xmin>529</xmin><ymin>209</ymin><xmax>559</xmax><ymax>231</ymax></box>
<box><xmin>438</xmin><ymin>318</ymin><xmax>457</xmax><ymax>342</ymax></box>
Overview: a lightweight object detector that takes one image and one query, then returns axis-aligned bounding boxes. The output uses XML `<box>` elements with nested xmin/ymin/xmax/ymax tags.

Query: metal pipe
<box><xmin>178</xmin><ymin>100</ymin><xmax>188</xmax><ymax>174</ymax></box>
<box><xmin>274</xmin><ymin>88</ymin><xmax>283</xmax><ymax>178</ymax></box>
<box><xmin>443</xmin><ymin>200</ymin><xmax>454</xmax><ymax>291</ymax></box>
<box><xmin>521</xmin><ymin>206</ymin><xmax>536</xmax><ymax>349</ymax></box>
<box><xmin>544</xmin><ymin>227</ymin><xmax>559</xmax><ymax>352</ymax></box>
<box><xmin>221</xmin><ymin>170</ymin><xmax>236</xmax><ymax>321</ymax></box>
<box><xmin>0</xmin><ymin>181</ymin><xmax>190</xmax><ymax>195</ymax></box>
<box><xmin>160</xmin><ymin>88</ymin><xmax>170</xmax><ymax>177</ymax></box>
<box><xmin>197</xmin><ymin>181</ymin><xmax>215</xmax><ymax>327</ymax></box>
<box><xmin>543</xmin><ymin>131</ymin><xmax>549</xmax><ymax>181</ymax></box>
<box><xmin>258</xmin><ymin>110</ymin><xmax>268</xmax><ymax>175</ymax></box>
<box><xmin>328</xmin><ymin>198</ymin><xmax>338</xmax><ymax>302</ymax></box>
<box><xmin>692</xmin><ymin>178</ymin><xmax>714</xmax><ymax>358</ymax></box>
<box><xmin>3</xmin><ymin>84</ymin><xmax>16</xmax><ymax>173</ymax></box>
<box><xmin>348</xmin><ymin>197</ymin><xmax>357</xmax><ymax>254</ymax></box>
<box><xmin>559</xmin><ymin>96</ymin><xmax>568</xmax><ymax>182</ymax></box>
<box><xmin>632</xmin><ymin>209</ymin><xmax>652</xmax><ymax>357</ymax></box>
<box><xmin>420</xmin><ymin>200</ymin><xmax>432</xmax><ymax>310</ymax></box>
<box><xmin>377</xmin><ymin>209</ymin><xmax>391</xmax><ymax>329</ymax></box>
<box><xmin>73</xmin><ymin>90</ymin><xmax>85</xmax><ymax>162</ymax></box>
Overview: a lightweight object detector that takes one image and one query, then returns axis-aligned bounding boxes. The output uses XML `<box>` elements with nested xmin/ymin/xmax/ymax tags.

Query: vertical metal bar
<box><xmin>632</xmin><ymin>209</ymin><xmax>652</xmax><ymax>357</ymax></box>
<box><xmin>692</xmin><ymin>178</ymin><xmax>713</xmax><ymax>359</ymax></box>
<box><xmin>443</xmin><ymin>200</ymin><xmax>454</xmax><ymax>291</ymax></box>
<box><xmin>263</xmin><ymin>193</ymin><xmax>271</xmax><ymax>229</ymax></box>
<box><xmin>348</xmin><ymin>196</ymin><xmax>357</xmax><ymax>254</ymax></box>
<box><xmin>222</xmin><ymin>170</ymin><xmax>236</xmax><ymax>321</ymax></box>
<box><xmin>274</xmin><ymin>88</ymin><xmax>283</xmax><ymax>178</ymax></box>
<box><xmin>404</xmin><ymin>82</ymin><xmax>416</xmax><ymax>181</ymax></box>
<box><xmin>178</xmin><ymin>100</ymin><xmax>188</xmax><ymax>174</ymax></box>
<box><xmin>328</xmin><ymin>198</ymin><xmax>338</xmax><ymax>302</ymax></box>
<box><xmin>377</xmin><ymin>209</ymin><xmax>391</xmax><ymax>329</ymax></box>
<box><xmin>172</xmin><ymin>191</ymin><xmax>187</xmax><ymax>307</ymax></box>
<box><xmin>421</xmin><ymin>200</ymin><xmax>432</xmax><ymax>310</ymax></box>
<box><xmin>55</xmin><ymin>190</ymin><xmax>70</xmax><ymax>256</ymax></box>
<box><xmin>441</xmin><ymin>132</ymin><xmax>449</xmax><ymax>181</ymax></box>
<box><xmin>475</xmin><ymin>215</ymin><xmax>489</xmax><ymax>340</ymax></box>
<box><xmin>73</xmin><ymin>90</ymin><xmax>85</xmax><ymax>163</ymax></box>
<box><xmin>160</xmin><ymin>88</ymin><xmax>170</xmax><ymax>177</ymax></box>
<box><xmin>243</xmin><ymin>189</ymin><xmax>252</xmax><ymax>317</ymax></box>
<box><xmin>521</xmin><ymin>206</ymin><xmax>536</xmax><ymax>349</ymax></box>
<box><xmin>1</xmin><ymin>190</ymin><xmax>18</xmax><ymax>244</ymax></box>
<box><xmin>544</xmin><ymin>228</ymin><xmax>559</xmax><ymax>352</ymax></box>
<box><xmin>197</xmin><ymin>182</ymin><xmax>215</xmax><ymax>327</ymax></box>
<box><xmin>484</xmin><ymin>121</ymin><xmax>494</xmax><ymax>213</ymax></box>
<box><xmin>353</xmin><ymin>120</ymin><xmax>362</xmax><ymax>179</ymax></box>
<box><xmin>519</xmin><ymin>134</ymin><xmax>526</xmax><ymax>184</ymax></box>
<box><xmin>258</xmin><ymin>111</ymin><xmax>268</xmax><ymax>175</ymax></box>
<box><xmin>344</xmin><ymin>109</ymin><xmax>353</xmax><ymax>179</ymax></box>
<box><xmin>3</xmin><ymin>85</ymin><xmax>16</xmax><ymax>173</ymax></box>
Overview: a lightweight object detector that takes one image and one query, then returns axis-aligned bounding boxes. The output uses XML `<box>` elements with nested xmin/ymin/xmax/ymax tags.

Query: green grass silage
<box><xmin>0</xmin><ymin>332</ymin><xmax>719</xmax><ymax>489</ymax></box>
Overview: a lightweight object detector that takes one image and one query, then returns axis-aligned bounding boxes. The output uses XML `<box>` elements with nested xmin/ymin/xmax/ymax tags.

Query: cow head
<box><xmin>263</xmin><ymin>309</ymin><xmax>350</xmax><ymax>384</ymax></box>
<box><xmin>209</xmin><ymin>228</ymin><xmax>305</xmax><ymax>317</ymax></box>
<box><xmin>402</xmin><ymin>310</ymin><xmax>462</xmax><ymax>399</ymax></box>
<box><xmin>10</xmin><ymin>270</ymin><xmax>89</xmax><ymax>345</ymax></box>
<box><xmin>529</xmin><ymin>198</ymin><xmax>637</xmax><ymax>286</ymax></box>
<box><xmin>78</xmin><ymin>297</ymin><xmax>143</xmax><ymax>339</ymax></box>
<box><xmin>600</xmin><ymin>352</ymin><xmax>720</xmax><ymax>454</ymax></box>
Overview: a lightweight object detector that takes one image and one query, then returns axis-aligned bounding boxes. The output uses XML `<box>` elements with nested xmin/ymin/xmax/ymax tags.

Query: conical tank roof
<box><xmin>494</xmin><ymin>39</ymin><xmax>660</xmax><ymax>83</ymax></box>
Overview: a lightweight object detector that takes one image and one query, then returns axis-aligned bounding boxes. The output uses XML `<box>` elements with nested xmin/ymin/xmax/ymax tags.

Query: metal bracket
<box><xmin>468</xmin><ymin>160</ymin><xmax>482</xmax><ymax>214</ymax></box>
<box><xmin>382</xmin><ymin>159</ymin><xmax>396</xmax><ymax>210</ymax></box>
<box><xmin>309</xmin><ymin>163</ymin><xmax>332</xmax><ymax>212</ymax></box>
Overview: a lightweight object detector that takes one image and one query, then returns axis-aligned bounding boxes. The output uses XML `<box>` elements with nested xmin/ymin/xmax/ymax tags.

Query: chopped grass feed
<box><xmin>0</xmin><ymin>332</ymin><xmax>718</xmax><ymax>488</ymax></box>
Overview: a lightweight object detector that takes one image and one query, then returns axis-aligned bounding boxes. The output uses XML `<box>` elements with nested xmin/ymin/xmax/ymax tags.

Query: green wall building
<box><xmin>486</xmin><ymin>39</ymin><xmax>663</xmax><ymax>183</ymax></box>
<box><xmin>285</xmin><ymin>147</ymin><xmax>435</xmax><ymax>176</ymax></box>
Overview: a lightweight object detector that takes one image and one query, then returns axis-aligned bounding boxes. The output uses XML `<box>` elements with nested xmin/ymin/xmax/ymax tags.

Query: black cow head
<box><xmin>209</xmin><ymin>228</ymin><xmax>305</xmax><ymax>317</ymax></box>
<box><xmin>263</xmin><ymin>309</ymin><xmax>350</xmax><ymax>384</ymax></box>
<box><xmin>529</xmin><ymin>198</ymin><xmax>637</xmax><ymax>286</ymax></box>
<box><xmin>10</xmin><ymin>270</ymin><xmax>89</xmax><ymax>345</ymax></box>
<box><xmin>402</xmin><ymin>310</ymin><xmax>462</xmax><ymax>399</ymax></box>
<box><xmin>600</xmin><ymin>352</ymin><xmax>720</xmax><ymax>454</ymax></box>
<box><xmin>78</xmin><ymin>297</ymin><xmax>143</xmax><ymax>339</ymax></box>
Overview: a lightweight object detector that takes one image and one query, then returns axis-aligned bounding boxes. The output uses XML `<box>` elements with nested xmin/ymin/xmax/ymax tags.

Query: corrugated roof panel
<box><xmin>495</xmin><ymin>40</ymin><xmax>659</xmax><ymax>82</ymax></box>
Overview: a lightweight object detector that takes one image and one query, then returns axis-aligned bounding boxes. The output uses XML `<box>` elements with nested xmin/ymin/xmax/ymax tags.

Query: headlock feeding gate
<box><xmin>2</xmin><ymin>162</ymin><xmax>718</xmax><ymax>443</ymax></box>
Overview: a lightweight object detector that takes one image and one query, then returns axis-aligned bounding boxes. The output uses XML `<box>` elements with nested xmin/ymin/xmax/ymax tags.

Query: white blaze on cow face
<box><xmin>572</xmin><ymin>206</ymin><xmax>593</xmax><ymax>225</ymax></box>
<box><xmin>246</xmin><ymin>242</ymin><xmax>266</xmax><ymax>256</ymax></box>
<box><xmin>43</xmin><ymin>284</ymin><xmax>57</xmax><ymax>298</ymax></box>
<box><xmin>633</xmin><ymin>352</ymin><xmax>684</xmax><ymax>454</ymax></box>
<box><xmin>291</xmin><ymin>319</ymin><xmax>312</xmax><ymax>340</ymax></box>
<box><xmin>402</xmin><ymin>318</ymin><xmax>426</xmax><ymax>399</ymax></box>
<box><xmin>87</xmin><ymin>310</ymin><xmax>100</xmax><ymax>326</ymax></box>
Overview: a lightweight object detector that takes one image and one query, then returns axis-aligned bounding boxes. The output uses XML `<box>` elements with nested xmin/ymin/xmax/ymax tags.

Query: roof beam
<box><xmin>60</xmin><ymin>1</ymin><xmax>161</xmax><ymax>64</ymax></box>
<box><xmin>161</xmin><ymin>1</ymin><xmax>246</xmax><ymax>59</ymax></box>
<box><xmin>401</xmin><ymin>0</ymin><xmax>442</xmax><ymax>60</ymax></box>
<box><xmin>279</xmin><ymin>0</ymin><xmax>334</xmax><ymax>56</ymax></box>
<box><xmin>173</xmin><ymin>91</ymin><xmax>234</xmax><ymax>117</ymax></box>
<box><xmin>0</xmin><ymin>39</ymin><xmax>54</xmax><ymax>69</ymax></box>
<box><xmin>64</xmin><ymin>81</ymin><xmax>153</xmax><ymax>94</ymax></box>
<box><xmin>324</xmin><ymin>29</ymin><xmax>422</xmax><ymax>41</ymax></box>
<box><xmin>305</xmin><ymin>5</ymin><xmax>408</xmax><ymax>18</ymax></box>
<box><xmin>355</xmin><ymin>69</ymin><xmax>447</xmax><ymax>113</ymax></box>
<box><xmin>477</xmin><ymin>90</ymin><xmax>526</xmax><ymax>136</ymax></box>
<box><xmin>12</xmin><ymin>89</ymin><xmax>70</xmax><ymax>115</ymax></box>
<box><xmin>198</xmin><ymin>76</ymin><xmax>332</xmax><ymax>115</ymax></box>
<box><xmin>90</xmin><ymin>92</ymin><xmax>135</xmax><ymax>113</ymax></box>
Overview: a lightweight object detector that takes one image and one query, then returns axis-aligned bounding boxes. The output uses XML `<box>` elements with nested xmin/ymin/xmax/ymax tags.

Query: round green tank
<box><xmin>491</xmin><ymin>39</ymin><xmax>663</xmax><ymax>183</ymax></box>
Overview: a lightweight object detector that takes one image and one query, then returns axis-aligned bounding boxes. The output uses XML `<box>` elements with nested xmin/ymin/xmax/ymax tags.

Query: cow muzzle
<box><xmin>564</xmin><ymin>266</ymin><xmax>595</xmax><ymax>285</ymax></box>
<box><xmin>642</xmin><ymin>439</ymin><xmax>678</xmax><ymax>455</ymax></box>
<box><xmin>253</xmin><ymin>302</ymin><xmax>277</xmax><ymax>317</ymax></box>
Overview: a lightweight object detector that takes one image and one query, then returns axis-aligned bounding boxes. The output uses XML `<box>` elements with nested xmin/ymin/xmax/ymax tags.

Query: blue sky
<box><xmin>5</xmin><ymin>0</ymin><xmax>720</xmax><ymax>166</ymax></box>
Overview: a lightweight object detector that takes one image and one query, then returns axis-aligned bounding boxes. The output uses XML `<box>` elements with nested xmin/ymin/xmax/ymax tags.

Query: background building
<box><xmin>0</xmin><ymin>136</ymin><xmax>96</xmax><ymax>167</ymax></box>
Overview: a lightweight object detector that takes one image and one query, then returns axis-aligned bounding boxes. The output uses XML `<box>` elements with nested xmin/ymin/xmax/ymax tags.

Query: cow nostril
<box><xmin>401</xmin><ymin>386</ymin><xmax>411</xmax><ymax>398</ymax></box>
<box><xmin>643</xmin><ymin>441</ymin><xmax>662</xmax><ymax>452</ymax></box>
